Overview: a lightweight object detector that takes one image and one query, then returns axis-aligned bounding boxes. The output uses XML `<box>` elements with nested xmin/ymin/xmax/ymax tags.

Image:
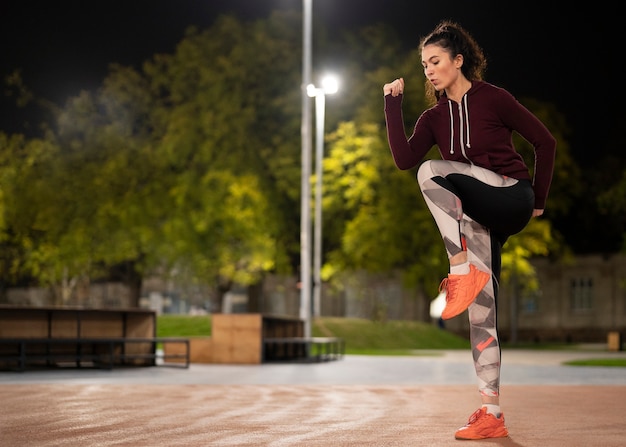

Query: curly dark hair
<box><xmin>419</xmin><ymin>20</ymin><xmax>487</xmax><ymax>103</ymax></box>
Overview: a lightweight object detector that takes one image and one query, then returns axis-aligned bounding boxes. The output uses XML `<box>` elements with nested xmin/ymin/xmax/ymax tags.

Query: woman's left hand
<box><xmin>532</xmin><ymin>209</ymin><xmax>544</xmax><ymax>217</ymax></box>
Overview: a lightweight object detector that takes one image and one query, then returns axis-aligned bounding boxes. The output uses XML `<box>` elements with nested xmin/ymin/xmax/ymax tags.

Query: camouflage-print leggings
<box><xmin>417</xmin><ymin>160</ymin><xmax>534</xmax><ymax>397</ymax></box>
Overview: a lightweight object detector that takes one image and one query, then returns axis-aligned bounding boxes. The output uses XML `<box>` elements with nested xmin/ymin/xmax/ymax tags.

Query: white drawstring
<box><xmin>463</xmin><ymin>95</ymin><xmax>471</xmax><ymax>148</ymax></box>
<box><xmin>448</xmin><ymin>101</ymin><xmax>454</xmax><ymax>154</ymax></box>
<box><xmin>448</xmin><ymin>95</ymin><xmax>471</xmax><ymax>156</ymax></box>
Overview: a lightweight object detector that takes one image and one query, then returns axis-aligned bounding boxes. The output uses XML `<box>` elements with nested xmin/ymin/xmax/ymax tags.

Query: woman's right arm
<box><xmin>383</xmin><ymin>79</ymin><xmax>432</xmax><ymax>170</ymax></box>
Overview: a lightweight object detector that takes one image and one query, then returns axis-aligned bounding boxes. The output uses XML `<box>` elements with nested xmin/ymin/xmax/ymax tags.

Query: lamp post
<box><xmin>300</xmin><ymin>0</ymin><xmax>313</xmax><ymax>338</ymax></box>
<box><xmin>307</xmin><ymin>76</ymin><xmax>339</xmax><ymax>320</ymax></box>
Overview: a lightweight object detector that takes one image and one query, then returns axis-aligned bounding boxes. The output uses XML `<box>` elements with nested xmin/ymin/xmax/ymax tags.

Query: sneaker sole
<box><xmin>455</xmin><ymin>427</ymin><xmax>509</xmax><ymax>440</ymax></box>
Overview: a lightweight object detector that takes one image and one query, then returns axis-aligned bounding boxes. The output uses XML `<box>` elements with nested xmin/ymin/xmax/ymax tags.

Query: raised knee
<box><xmin>417</xmin><ymin>160</ymin><xmax>434</xmax><ymax>184</ymax></box>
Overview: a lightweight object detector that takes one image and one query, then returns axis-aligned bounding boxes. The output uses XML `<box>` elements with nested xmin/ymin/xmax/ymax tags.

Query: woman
<box><xmin>383</xmin><ymin>20</ymin><xmax>556</xmax><ymax>440</ymax></box>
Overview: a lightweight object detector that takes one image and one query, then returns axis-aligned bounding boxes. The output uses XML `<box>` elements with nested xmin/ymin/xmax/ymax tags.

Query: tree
<box><xmin>0</xmin><ymin>13</ymin><xmax>305</xmax><ymax>307</ymax></box>
<box><xmin>136</xmin><ymin>13</ymin><xmax>303</xmax><ymax>308</ymax></box>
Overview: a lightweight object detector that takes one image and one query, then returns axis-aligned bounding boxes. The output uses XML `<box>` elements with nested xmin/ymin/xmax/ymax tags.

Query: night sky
<box><xmin>0</xmin><ymin>0</ymin><xmax>620</xmax><ymax>163</ymax></box>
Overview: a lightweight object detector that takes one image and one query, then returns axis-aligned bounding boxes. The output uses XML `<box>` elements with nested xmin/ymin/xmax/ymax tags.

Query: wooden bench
<box><xmin>0</xmin><ymin>337</ymin><xmax>190</xmax><ymax>371</ymax></box>
<box><xmin>0</xmin><ymin>306</ymin><xmax>189</xmax><ymax>371</ymax></box>
<box><xmin>263</xmin><ymin>336</ymin><xmax>344</xmax><ymax>362</ymax></box>
<box><xmin>207</xmin><ymin>313</ymin><xmax>345</xmax><ymax>364</ymax></box>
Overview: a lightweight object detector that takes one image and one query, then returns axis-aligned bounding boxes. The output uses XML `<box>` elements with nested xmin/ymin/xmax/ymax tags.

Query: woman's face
<box><xmin>421</xmin><ymin>44</ymin><xmax>463</xmax><ymax>92</ymax></box>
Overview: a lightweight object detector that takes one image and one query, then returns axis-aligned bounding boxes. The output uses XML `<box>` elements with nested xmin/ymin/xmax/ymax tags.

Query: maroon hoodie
<box><xmin>384</xmin><ymin>80</ymin><xmax>556</xmax><ymax>209</ymax></box>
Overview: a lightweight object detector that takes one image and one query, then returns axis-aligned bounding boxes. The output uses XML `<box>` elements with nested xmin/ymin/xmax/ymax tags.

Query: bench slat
<box><xmin>263</xmin><ymin>337</ymin><xmax>344</xmax><ymax>363</ymax></box>
<box><xmin>0</xmin><ymin>337</ymin><xmax>190</xmax><ymax>371</ymax></box>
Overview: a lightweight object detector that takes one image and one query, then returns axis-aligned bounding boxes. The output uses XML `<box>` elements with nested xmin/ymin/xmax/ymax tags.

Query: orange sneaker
<box><xmin>439</xmin><ymin>264</ymin><xmax>490</xmax><ymax>320</ymax></box>
<box><xmin>454</xmin><ymin>407</ymin><xmax>509</xmax><ymax>440</ymax></box>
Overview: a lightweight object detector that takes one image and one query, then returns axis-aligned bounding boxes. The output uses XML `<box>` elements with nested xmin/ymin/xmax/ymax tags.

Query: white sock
<box><xmin>450</xmin><ymin>261</ymin><xmax>470</xmax><ymax>275</ymax></box>
<box><xmin>482</xmin><ymin>404</ymin><xmax>501</xmax><ymax>417</ymax></box>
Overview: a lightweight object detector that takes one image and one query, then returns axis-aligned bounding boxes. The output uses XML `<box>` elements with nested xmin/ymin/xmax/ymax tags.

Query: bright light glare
<box><xmin>307</xmin><ymin>75</ymin><xmax>340</xmax><ymax>97</ymax></box>
<box><xmin>306</xmin><ymin>84</ymin><xmax>318</xmax><ymax>97</ymax></box>
<box><xmin>321</xmin><ymin>75</ymin><xmax>339</xmax><ymax>94</ymax></box>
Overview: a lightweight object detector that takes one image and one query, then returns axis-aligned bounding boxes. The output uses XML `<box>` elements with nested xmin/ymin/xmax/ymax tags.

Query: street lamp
<box><xmin>300</xmin><ymin>0</ymin><xmax>313</xmax><ymax>339</ymax></box>
<box><xmin>307</xmin><ymin>75</ymin><xmax>339</xmax><ymax>319</ymax></box>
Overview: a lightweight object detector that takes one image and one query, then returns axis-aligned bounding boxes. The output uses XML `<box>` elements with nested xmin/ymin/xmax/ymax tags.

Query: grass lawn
<box><xmin>156</xmin><ymin>314</ymin><xmax>626</xmax><ymax>366</ymax></box>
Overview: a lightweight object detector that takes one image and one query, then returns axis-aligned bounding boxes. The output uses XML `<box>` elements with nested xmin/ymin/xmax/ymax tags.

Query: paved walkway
<box><xmin>1</xmin><ymin>349</ymin><xmax>625</xmax><ymax>446</ymax></box>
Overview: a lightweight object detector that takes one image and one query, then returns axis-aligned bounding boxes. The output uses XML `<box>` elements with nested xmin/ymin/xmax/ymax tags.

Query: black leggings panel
<box><xmin>445</xmin><ymin>174</ymin><xmax>534</xmax><ymax>244</ymax></box>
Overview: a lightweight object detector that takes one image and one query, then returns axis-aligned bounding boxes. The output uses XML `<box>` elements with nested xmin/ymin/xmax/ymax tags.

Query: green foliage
<box><xmin>140</xmin><ymin>13</ymin><xmax>302</xmax><ymax>288</ymax></box>
<box><xmin>156</xmin><ymin>171</ymin><xmax>281</xmax><ymax>285</ymax></box>
<box><xmin>321</xmin><ymin>120</ymin><xmax>447</xmax><ymax>293</ymax></box>
<box><xmin>0</xmin><ymin>13</ymin><xmax>303</xmax><ymax>300</ymax></box>
<box><xmin>501</xmin><ymin>218</ymin><xmax>555</xmax><ymax>294</ymax></box>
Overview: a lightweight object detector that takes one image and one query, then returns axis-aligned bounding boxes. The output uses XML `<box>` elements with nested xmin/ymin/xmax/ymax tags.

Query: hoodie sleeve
<box><xmin>495</xmin><ymin>89</ymin><xmax>556</xmax><ymax>209</ymax></box>
<box><xmin>384</xmin><ymin>94</ymin><xmax>436</xmax><ymax>170</ymax></box>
